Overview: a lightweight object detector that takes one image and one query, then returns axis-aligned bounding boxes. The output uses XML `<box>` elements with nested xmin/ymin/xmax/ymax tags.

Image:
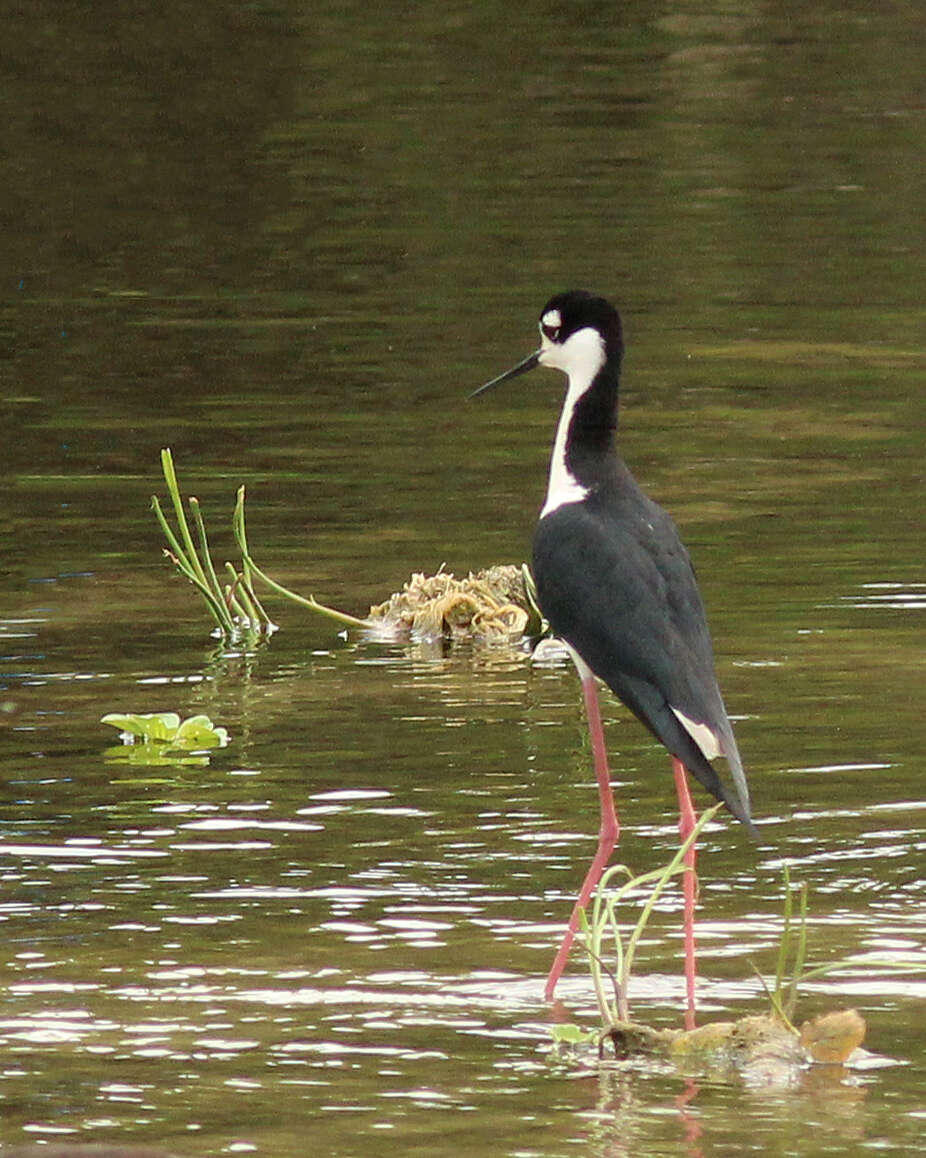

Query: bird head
<box><xmin>470</xmin><ymin>290</ymin><xmax>623</xmax><ymax>397</ymax></box>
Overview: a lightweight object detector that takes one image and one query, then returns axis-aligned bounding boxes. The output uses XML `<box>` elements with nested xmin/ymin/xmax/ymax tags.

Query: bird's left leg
<box><xmin>672</xmin><ymin>757</ymin><xmax>699</xmax><ymax>1031</ymax></box>
<box><xmin>544</xmin><ymin>672</ymin><xmax>620</xmax><ymax>1001</ymax></box>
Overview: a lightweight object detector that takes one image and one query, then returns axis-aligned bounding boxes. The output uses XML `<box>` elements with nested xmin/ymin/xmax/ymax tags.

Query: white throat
<box><xmin>539</xmin><ymin>327</ymin><xmax>605</xmax><ymax>519</ymax></box>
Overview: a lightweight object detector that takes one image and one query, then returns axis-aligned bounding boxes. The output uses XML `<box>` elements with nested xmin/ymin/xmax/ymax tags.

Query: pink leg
<box><xmin>672</xmin><ymin>757</ymin><xmax>698</xmax><ymax>1031</ymax></box>
<box><xmin>674</xmin><ymin>1079</ymin><xmax>703</xmax><ymax>1147</ymax></box>
<box><xmin>544</xmin><ymin>674</ymin><xmax>620</xmax><ymax>1001</ymax></box>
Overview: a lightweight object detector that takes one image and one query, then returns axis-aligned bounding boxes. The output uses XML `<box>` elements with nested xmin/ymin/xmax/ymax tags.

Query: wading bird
<box><xmin>473</xmin><ymin>291</ymin><xmax>755</xmax><ymax>1023</ymax></box>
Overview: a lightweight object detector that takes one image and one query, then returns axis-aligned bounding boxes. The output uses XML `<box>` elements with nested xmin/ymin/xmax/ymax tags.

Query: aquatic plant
<box><xmin>152</xmin><ymin>448</ymin><xmax>278</xmax><ymax>640</ymax></box>
<box><xmin>759</xmin><ymin>861</ymin><xmax>808</xmax><ymax>1029</ymax></box>
<box><xmin>101</xmin><ymin>711</ymin><xmax>229</xmax><ymax>749</ymax></box>
<box><xmin>153</xmin><ymin>448</ymin><xmax>541</xmax><ymax>643</ymax></box>
<box><xmin>552</xmin><ymin>846</ymin><xmax>926</xmax><ymax>1071</ymax></box>
<box><xmin>100</xmin><ymin>711</ymin><xmax>230</xmax><ymax>767</ymax></box>
<box><xmin>576</xmin><ymin>803</ymin><xmax>723</xmax><ymax>1028</ymax></box>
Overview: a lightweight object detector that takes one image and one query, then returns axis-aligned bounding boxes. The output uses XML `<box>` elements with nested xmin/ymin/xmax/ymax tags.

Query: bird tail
<box><xmin>683</xmin><ymin>730</ymin><xmax>757</xmax><ymax>838</ymax></box>
<box><xmin>637</xmin><ymin>694</ymin><xmax>757</xmax><ymax>836</ymax></box>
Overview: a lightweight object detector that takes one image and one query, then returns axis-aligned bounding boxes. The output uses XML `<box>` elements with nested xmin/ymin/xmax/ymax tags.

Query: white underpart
<box><xmin>539</xmin><ymin>326</ymin><xmax>606</xmax><ymax>518</ymax></box>
<box><xmin>671</xmin><ymin>706</ymin><xmax>722</xmax><ymax>761</ymax></box>
<box><xmin>564</xmin><ymin>642</ymin><xmax>594</xmax><ymax>682</ymax></box>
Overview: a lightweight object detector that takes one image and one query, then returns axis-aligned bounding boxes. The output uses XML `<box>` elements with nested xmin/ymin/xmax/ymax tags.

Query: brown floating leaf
<box><xmin>799</xmin><ymin>1009</ymin><xmax>867</xmax><ymax>1064</ymax></box>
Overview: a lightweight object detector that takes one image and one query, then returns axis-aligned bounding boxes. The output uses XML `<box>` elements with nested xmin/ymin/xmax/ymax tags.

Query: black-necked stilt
<box><xmin>473</xmin><ymin>290</ymin><xmax>755</xmax><ymax>1023</ymax></box>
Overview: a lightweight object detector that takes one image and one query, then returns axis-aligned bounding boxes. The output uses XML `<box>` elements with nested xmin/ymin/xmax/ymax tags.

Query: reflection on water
<box><xmin>3</xmin><ymin>0</ymin><xmax>926</xmax><ymax>1153</ymax></box>
<box><xmin>841</xmin><ymin>583</ymin><xmax>926</xmax><ymax>611</ymax></box>
<box><xmin>2</xmin><ymin>634</ymin><xmax>925</xmax><ymax>1153</ymax></box>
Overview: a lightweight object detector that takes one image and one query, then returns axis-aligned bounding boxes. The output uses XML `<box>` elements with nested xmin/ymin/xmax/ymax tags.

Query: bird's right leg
<box><xmin>544</xmin><ymin>671</ymin><xmax>620</xmax><ymax>1001</ymax></box>
<box><xmin>672</xmin><ymin>757</ymin><xmax>699</xmax><ymax>1031</ymax></box>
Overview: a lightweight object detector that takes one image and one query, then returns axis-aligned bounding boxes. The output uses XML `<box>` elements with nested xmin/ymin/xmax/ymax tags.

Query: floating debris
<box><xmin>798</xmin><ymin>1008</ymin><xmax>867</xmax><ymax>1064</ymax></box>
<box><xmin>366</xmin><ymin>565</ymin><xmax>536</xmax><ymax>642</ymax></box>
<box><xmin>598</xmin><ymin>1009</ymin><xmax>867</xmax><ymax>1082</ymax></box>
<box><xmin>552</xmin><ymin>849</ymin><xmax>887</xmax><ymax>1085</ymax></box>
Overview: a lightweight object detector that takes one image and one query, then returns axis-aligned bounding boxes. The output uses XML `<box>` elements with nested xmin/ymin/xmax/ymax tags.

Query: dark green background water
<box><xmin>1</xmin><ymin>3</ymin><xmax>924</xmax><ymax>1155</ymax></box>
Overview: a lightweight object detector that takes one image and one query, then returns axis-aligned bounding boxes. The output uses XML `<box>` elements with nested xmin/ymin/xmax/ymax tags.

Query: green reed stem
<box><xmin>579</xmin><ymin>803</ymin><xmax>723</xmax><ymax>1026</ymax></box>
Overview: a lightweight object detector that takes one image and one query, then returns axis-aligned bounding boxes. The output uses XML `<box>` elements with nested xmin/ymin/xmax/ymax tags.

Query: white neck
<box><xmin>540</xmin><ymin>378</ymin><xmax>590</xmax><ymax>518</ymax></box>
<box><xmin>539</xmin><ymin>328</ymin><xmax>604</xmax><ymax>519</ymax></box>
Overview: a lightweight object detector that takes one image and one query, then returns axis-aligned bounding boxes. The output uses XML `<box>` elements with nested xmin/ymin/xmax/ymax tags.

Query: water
<box><xmin>2</xmin><ymin>2</ymin><xmax>925</xmax><ymax>1155</ymax></box>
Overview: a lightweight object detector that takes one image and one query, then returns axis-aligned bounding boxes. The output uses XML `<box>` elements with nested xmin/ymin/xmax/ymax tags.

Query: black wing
<box><xmin>532</xmin><ymin>488</ymin><xmax>753</xmax><ymax>828</ymax></box>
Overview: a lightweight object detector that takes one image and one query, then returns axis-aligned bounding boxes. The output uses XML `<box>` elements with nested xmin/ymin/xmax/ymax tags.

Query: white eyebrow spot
<box><xmin>541</xmin><ymin>309</ymin><xmax>561</xmax><ymax>330</ymax></box>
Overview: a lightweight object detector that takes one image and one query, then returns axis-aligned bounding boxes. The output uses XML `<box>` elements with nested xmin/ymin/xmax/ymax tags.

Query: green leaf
<box><xmin>172</xmin><ymin>715</ymin><xmax>230</xmax><ymax>750</ymax></box>
<box><xmin>101</xmin><ymin>712</ymin><xmax>181</xmax><ymax>742</ymax></box>
<box><xmin>548</xmin><ymin>1024</ymin><xmax>596</xmax><ymax>1045</ymax></box>
<box><xmin>101</xmin><ymin>710</ymin><xmax>230</xmax><ymax>756</ymax></box>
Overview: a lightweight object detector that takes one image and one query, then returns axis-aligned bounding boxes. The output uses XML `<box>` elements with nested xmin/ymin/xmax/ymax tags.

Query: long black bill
<box><xmin>468</xmin><ymin>350</ymin><xmax>541</xmax><ymax>399</ymax></box>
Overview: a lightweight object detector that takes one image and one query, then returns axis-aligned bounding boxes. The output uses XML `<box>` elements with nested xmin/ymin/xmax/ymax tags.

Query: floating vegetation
<box><xmin>153</xmin><ymin>449</ymin><xmax>542</xmax><ymax>645</ymax></box>
<box><xmin>598</xmin><ymin>1008</ymin><xmax>867</xmax><ymax>1075</ymax></box>
<box><xmin>366</xmin><ymin>564</ymin><xmax>541</xmax><ymax>642</ymax></box>
<box><xmin>100</xmin><ymin>711</ymin><xmax>229</xmax><ymax>767</ymax></box>
<box><xmin>546</xmin><ymin>843</ymin><xmax>926</xmax><ymax>1080</ymax></box>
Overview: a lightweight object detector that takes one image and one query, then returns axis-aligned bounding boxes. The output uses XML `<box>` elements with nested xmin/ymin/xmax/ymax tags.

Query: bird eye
<box><xmin>540</xmin><ymin>308</ymin><xmax>562</xmax><ymax>343</ymax></box>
